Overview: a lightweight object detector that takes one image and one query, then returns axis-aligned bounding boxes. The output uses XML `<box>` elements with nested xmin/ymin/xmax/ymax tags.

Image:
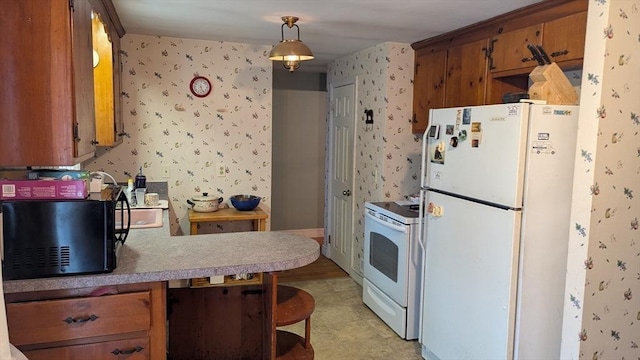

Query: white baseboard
<box><xmin>279</xmin><ymin>228</ymin><xmax>324</xmax><ymax>238</ymax></box>
<box><xmin>350</xmin><ymin>270</ymin><xmax>363</xmax><ymax>286</ymax></box>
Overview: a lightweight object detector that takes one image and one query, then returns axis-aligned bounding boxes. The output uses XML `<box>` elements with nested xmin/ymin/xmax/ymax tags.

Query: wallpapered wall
<box><xmin>327</xmin><ymin>42</ymin><xmax>420</xmax><ymax>276</ymax></box>
<box><xmin>561</xmin><ymin>0</ymin><xmax>640</xmax><ymax>358</ymax></box>
<box><xmin>86</xmin><ymin>34</ymin><xmax>273</xmax><ymax>236</ymax></box>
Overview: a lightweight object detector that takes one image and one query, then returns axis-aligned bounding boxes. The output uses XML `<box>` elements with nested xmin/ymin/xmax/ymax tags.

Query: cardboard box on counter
<box><xmin>0</xmin><ymin>179</ymin><xmax>89</xmax><ymax>200</ymax></box>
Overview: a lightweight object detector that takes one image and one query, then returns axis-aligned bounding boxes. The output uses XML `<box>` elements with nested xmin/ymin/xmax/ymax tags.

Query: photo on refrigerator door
<box><xmin>431</xmin><ymin>142</ymin><xmax>445</xmax><ymax>164</ymax></box>
<box><xmin>471</xmin><ymin>122</ymin><xmax>482</xmax><ymax>148</ymax></box>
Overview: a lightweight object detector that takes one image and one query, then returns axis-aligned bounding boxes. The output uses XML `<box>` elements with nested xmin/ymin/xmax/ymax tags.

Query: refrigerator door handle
<box><xmin>418</xmin><ymin>189</ymin><xmax>427</xmax><ymax>252</ymax></box>
<box><xmin>417</xmin><ymin>188</ymin><xmax>426</xmax><ymax>343</ymax></box>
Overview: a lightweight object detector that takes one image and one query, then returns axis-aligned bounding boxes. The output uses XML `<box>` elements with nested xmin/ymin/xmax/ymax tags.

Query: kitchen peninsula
<box><xmin>3</xmin><ymin>210</ymin><xmax>320</xmax><ymax>359</ymax></box>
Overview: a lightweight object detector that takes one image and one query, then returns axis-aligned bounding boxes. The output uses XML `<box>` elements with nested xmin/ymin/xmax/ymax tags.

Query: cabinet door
<box><xmin>412</xmin><ymin>49</ymin><xmax>446</xmax><ymax>134</ymax></box>
<box><xmin>0</xmin><ymin>1</ymin><xmax>75</xmax><ymax>166</ymax></box>
<box><xmin>542</xmin><ymin>12</ymin><xmax>587</xmax><ymax>64</ymax></box>
<box><xmin>73</xmin><ymin>0</ymin><xmax>97</xmax><ymax>159</ymax></box>
<box><xmin>92</xmin><ymin>8</ymin><xmax>117</xmax><ymax>146</ymax></box>
<box><xmin>445</xmin><ymin>39</ymin><xmax>488</xmax><ymax>108</ymax></box>
<box><xmin>490</xmin><ymin>24</ymin><xmax>542</xmax><ymax>74</ymax></box>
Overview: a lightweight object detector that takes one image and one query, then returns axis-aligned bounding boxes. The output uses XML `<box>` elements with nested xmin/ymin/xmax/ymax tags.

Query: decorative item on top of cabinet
<box><xmin>411</xmin><ymin>48</ymin><xmax>446</xmax><ymax>134</ymax></box>
<box><xmin>0</xmin><ymin>0</ymin><xmax>96</xmax><ymax>166</ymax></box>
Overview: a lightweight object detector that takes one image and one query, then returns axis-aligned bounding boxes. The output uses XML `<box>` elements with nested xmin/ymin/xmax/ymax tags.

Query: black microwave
<box><xmin>1</xmin><ymin>185</ymin><xmax>130</xmax><ymax>280</ymax></box>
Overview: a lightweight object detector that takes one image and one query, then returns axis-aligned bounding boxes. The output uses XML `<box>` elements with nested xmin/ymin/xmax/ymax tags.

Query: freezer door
<box><xmin>421</xmin><ymin>191</ymin><xmax>521</xmax><ymax>360</ymax></box>
<box><xmin>423</xmin><ymin>103</ymin><xmax>529</xmax><ymax>208</ymax></box>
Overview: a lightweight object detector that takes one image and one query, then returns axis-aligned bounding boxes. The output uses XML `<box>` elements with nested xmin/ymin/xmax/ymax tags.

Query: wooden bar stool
<box><xmin>275</xmin><ymin>285</ymin><xmax>315</xmax><ymax>359</ymax></box>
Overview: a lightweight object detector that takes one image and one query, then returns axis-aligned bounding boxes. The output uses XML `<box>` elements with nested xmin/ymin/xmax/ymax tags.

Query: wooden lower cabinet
<box><xmin>168</xmin><ymin>273</ymin><xmax>277</xmax><ymax>360</ymax></box>
<box><xmin>5</xmin><ymin>282</ymin><xmax>166</xmax><ymax>360</ymax></box>
<box><xmin>167</xmin><ymin>285</ymin><xmax>266</xmax><ymax>359</ymax></box>
<box><xmin>24</xmin><ymin>337</ymin><xmax>150</xmax><ymax>360</ymax></box>
<box><xmin>167</xmin><ymin>273</ymin><xmax>316</xmax><ymax>360</ymax></box>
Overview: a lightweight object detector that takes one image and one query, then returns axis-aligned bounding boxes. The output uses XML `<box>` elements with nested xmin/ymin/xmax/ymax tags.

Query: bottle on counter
<box><xmin>125</xmin><ymin>178</ymin><xmax>134</xmax><ymax>206</ymax></box>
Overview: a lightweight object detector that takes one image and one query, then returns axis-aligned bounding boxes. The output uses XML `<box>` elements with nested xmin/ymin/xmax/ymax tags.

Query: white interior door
<box><xmin>329</xmin><ymin>83</ymin><xmax>355</xmax><ymax>273</ymax></box>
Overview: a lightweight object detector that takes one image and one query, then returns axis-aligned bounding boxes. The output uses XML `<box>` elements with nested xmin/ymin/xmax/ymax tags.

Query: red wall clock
<box><xmin>189</xmin><ymin>76</ymin><xmax>212</xmax><ymax>97</ymax></box>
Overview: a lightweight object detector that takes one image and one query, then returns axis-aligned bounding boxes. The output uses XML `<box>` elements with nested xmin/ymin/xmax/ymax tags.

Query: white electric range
<box><xmin>363</xmin><ymin>201</ymin><xmax>422</xmax><ymax>340</ymax></box>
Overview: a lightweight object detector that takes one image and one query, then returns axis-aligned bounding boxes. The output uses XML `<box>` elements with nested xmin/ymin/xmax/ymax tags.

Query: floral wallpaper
<box><xmin>327</xmin><ymin>42</ymin><xmax>419</xmax><ymax>276</ymax></box>
<box><xmin>85</xmin><ymin>34</ymin><xmax>273</xmax><ymax>236</ymax></box>
<box><xmin>561</xmin><ymin>0</ymin><xmax>640</xmax><ymax>358</ymax></box>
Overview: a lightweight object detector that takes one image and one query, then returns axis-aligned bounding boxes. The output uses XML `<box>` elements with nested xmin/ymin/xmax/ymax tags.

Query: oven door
<box><xmin>363</xmin><ymin>208</ymin><xmax>410</xmax><ymax>306</ymax></box>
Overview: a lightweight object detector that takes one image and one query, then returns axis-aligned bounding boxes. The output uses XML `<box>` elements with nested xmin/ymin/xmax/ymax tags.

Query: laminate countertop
<box><xmin>3</xmin><ymin>210</ymin><xmax>320</xmax><ymax>293</ymax></box>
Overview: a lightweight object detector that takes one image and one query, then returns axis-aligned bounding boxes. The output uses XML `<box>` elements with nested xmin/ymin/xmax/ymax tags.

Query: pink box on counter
<box><xmin>0</xmin><ymin>179</ymin><xmax>89</xmax><ymax>200</ymax></box>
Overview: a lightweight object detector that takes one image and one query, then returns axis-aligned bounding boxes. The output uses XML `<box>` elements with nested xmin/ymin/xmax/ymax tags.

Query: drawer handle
<box><xmin>63</xmin><ymin>314</ymin><xmax>99</xmax><ymax>324</ymax></box>
<box><xmin>111</xmin><ymin>346</ymin><xmax>144</xmax><ymax>355</ymax></box>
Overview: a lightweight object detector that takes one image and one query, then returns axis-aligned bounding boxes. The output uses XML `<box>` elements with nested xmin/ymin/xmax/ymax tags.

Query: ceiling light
<box><xmin>269</xmin><ymin>16</ymin><xmax>314</xmax><ymax>72</ymax></box>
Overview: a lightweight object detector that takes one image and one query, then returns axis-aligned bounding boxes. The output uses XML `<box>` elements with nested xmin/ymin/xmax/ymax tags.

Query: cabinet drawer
<box><xmin>7</xmin><ymin>291</ymin><xmax>151</xmax><ymax>346</ymax></box>
<box><xmin>23</xmin><ymin>337</ymin><xmax>150</xmax><ymax>360</ymax></box>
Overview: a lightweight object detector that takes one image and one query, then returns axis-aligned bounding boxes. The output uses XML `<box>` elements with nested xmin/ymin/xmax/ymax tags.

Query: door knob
<box><xmin>342</xmin><ymin>190</ymin><xmax>351</xmax><ymax>196</ymax></box>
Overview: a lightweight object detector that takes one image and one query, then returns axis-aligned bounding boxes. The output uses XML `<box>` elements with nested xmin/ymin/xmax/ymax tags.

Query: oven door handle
<box><xmin>365</xmin><ymin>211</ymin><xmax>408</xmax><ymax>233</ymax></box>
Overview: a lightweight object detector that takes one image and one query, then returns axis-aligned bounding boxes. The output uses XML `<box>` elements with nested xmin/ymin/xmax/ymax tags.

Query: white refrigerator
<box><xmin>418</xmin><ymin>103</ymin><xmax>579</xmax><ymax>360</ymax></box>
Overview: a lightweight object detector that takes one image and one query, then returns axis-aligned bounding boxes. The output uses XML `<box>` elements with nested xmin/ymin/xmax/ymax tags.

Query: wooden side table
<box><xmin>188</xmin><ymin>207</ymin><xmax>268</xmax><ymax>235</ymax></box>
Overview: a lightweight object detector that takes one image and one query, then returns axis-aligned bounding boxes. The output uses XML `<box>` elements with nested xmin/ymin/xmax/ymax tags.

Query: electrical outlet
<box><xmin>162</xmin><ymin>165</ymin><xmax>171</xmax><ymax>178</ymax></box>
<box><xmin>217</xmin><ymin>163</ymin><xmax>225</xmax><ymax>177</ymax></box>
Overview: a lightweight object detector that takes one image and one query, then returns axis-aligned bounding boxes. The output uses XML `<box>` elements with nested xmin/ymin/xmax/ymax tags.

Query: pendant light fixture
<box><xmin>269</xmin><ymin>16</ymin><xmax>314</xmax><ymax>72</ymax></box>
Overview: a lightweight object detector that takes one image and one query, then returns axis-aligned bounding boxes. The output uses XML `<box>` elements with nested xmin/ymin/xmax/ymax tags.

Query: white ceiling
<box><xmin>112</xmin><ymin>0</ymin><xmax>542</xmax><ymax>72</ymax></box>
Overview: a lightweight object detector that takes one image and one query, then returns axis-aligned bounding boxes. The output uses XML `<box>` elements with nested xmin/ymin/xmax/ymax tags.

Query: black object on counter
<box><xmin>135</xmin><ymin>166</ymin><xmax>146</xmax><ymax>188</ymax></box>
<box><xmin>502</xmin><ymin>92</ymin><xmax>530</xmax><ymax>103</ymax></box>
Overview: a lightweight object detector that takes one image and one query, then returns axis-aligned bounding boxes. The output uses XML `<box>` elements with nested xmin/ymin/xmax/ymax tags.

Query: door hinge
<box><xmin>328</xmin><ymin>235</ymin><xmax>331</xmax><ymax>244</ymax></box>
<box><xmin>483</xmin><ymin>39</ymin><xmax>498</xmax><ymax>70</ymax></box>
<box><xmin>69</xmin><ymin>0</ymin><xmax>74</xmax><ymax>11</ymax></box>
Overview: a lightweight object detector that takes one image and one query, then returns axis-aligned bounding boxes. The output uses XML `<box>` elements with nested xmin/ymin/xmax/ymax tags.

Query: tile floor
<box><xmin>279</xmin><ymin>277</ymin><xmax>423</xmax><ymax>360</ymax></box>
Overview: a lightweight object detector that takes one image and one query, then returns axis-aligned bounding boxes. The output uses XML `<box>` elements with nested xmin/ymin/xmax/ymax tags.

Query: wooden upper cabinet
<box><xmin>542</xmin><ymin>11</ymin><xmax>587</xmax><ymax>64</ymax></box>
<box><xmin>412</xmin><ymin>49</ymin><xmax>446</xmax><ymax>133</ymax></box>
<box><xmin>489</xmin><ymin>24</ymin><xmax>542</xmax><ymax>74</ymax></box>
<box><xmin>445</xmin><ymin>39</ymin><xmax>489</xmax><ymax>108</ymax></box>
<box><xmin>0</xmin><ymin>0</ymin><xmax>95</xmax><ymax>166</ymax></box>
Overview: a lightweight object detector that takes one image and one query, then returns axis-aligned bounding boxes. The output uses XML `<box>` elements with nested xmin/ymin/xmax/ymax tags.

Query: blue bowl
<box><xmin>230</xmin><ymin>195</ymin><xmax>261</xmax><ymax>211</ymax></box>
